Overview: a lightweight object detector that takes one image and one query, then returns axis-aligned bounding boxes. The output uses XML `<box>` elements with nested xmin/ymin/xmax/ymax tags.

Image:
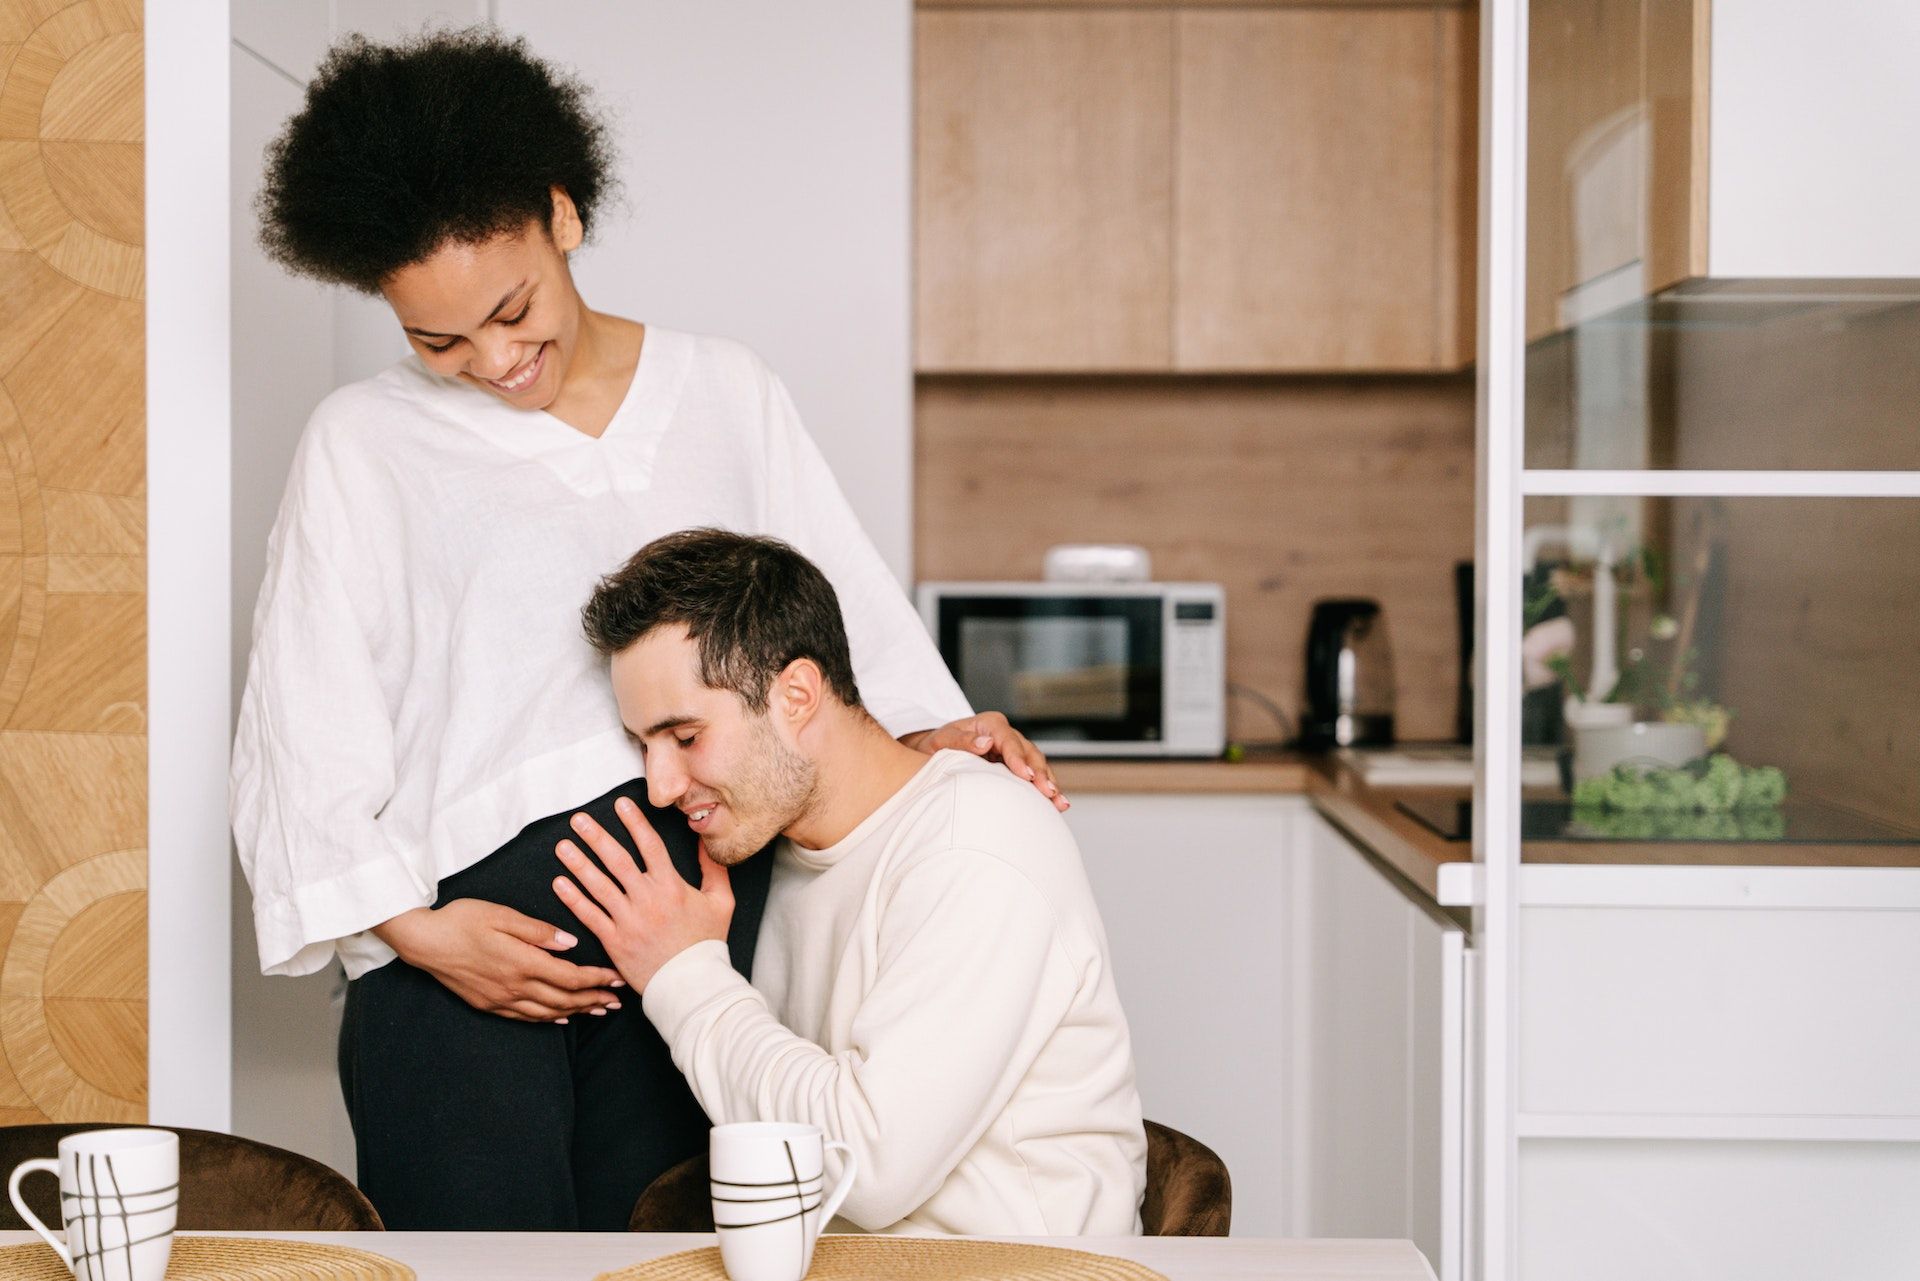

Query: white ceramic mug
<box><xmin>8</xmin><ymin>1128</ymin><xmax>178</xmax><ymax>1281</ymax></box>
<box><xmin>710</xmin><ymin>1122</ymin><xmax>857</xmax><ymax>1281</ymax></box>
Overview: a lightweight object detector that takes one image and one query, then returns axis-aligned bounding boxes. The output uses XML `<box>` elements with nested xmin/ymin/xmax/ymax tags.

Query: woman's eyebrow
<box><xmin>403</xmin><ymin>279</ymin><xmax>530</xmax><ymax>338</ymax></box>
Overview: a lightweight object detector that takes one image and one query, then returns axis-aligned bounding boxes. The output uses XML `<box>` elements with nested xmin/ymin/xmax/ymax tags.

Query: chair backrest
<box><xmin>1140</xmin><ymin>1119</ymin><xmax>1231</xmax><ymax>1236</ymax></box>
<box><xmin>629</xmin><ymin>1118</ymin><xmax>1231</xmax><ymax>1236</ymax></box>
<box><xmin>0</xmin><ymin>1124</ymin><xmax>383</xmax><ymax>1231</ymax></box>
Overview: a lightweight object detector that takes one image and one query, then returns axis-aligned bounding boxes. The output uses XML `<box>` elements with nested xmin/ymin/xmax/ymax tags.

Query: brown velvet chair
<box><xmin>630</xmin><ymin>1118</ymin><xmax>1231</xmax><ymax>1236</ymax></box>
<box><xmin>0</xmin><ymin>1124</ymin><xmax>383</xmax><ymax>1231</ymax></box>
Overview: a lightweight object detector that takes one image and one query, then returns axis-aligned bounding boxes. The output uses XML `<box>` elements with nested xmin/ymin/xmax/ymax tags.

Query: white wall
<box><xmin>489</xmin><ymin>0</ymin><xmax>916</xmax><ymax>579</ymax></box>
<box><xmin>228</xmin><ymin>1</ymin><xmax>915</xmax><ymax>1171</ymax></box>
<box><xmin>1707</xmin><ymin>0</ymin><xmax>1920</xmax><ymax>277</ymax></box>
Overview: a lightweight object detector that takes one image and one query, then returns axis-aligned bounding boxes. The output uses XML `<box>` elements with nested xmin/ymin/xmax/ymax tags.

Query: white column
<box><xmin>147</xmin><ymin>0</ymin><xmax>235</xmax><ymax>1131</ymax></box>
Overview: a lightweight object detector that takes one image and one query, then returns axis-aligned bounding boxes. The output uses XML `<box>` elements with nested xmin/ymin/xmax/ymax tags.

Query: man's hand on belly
<box><xmin>552</xmin><ymin>796</ymin><xmax>735</xmax><ymax>992</ymax></box>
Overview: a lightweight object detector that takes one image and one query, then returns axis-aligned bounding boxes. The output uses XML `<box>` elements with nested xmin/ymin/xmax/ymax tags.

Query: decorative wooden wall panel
<box><xmin>0</xmin><ymin>0</ymin><xmax>146</xmax><ymax>1125</ymax></box>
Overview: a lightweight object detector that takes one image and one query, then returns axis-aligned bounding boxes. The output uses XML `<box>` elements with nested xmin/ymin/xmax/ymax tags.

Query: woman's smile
<box><xmin>477</xmin><ymin>341</ymin><xmax>549</xmax><ymax>395</ymax></box>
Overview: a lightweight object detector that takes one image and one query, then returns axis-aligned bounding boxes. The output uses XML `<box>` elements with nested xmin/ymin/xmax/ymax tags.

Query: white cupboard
<box><xmin>1065</xmin><ymin>794</ymin><xmax>1465</xmax><ymax>1277</ymax></box>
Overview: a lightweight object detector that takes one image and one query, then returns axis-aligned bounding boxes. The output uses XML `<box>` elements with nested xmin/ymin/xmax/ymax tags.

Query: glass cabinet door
<box><xmin>1476</xmin><ymin>2</ymin><xmax>1920</xmax><ymax>1278</ymax></box>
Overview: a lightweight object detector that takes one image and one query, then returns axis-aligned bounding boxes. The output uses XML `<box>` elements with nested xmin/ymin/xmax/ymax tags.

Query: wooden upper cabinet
<box><xmin>1174</xmin><ymin>8</ymin><xmax>1476</xmax><ymax>371</ymax></box>
<box><xmin>915</xmin><ymin>11</ymin><xmax>1174</xmax><ymax>371</ymax></box>
<box><xmin>1526</xmin><ymin>0</ymin><xmax>1707</xmax><ymax>340</ymax></box>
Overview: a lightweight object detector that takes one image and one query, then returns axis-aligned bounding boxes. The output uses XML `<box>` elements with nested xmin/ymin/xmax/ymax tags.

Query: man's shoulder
<box><xmin>888</xmin><ymin>752</ymin><xmax>1084</xmax><ymax>883</ymax></box>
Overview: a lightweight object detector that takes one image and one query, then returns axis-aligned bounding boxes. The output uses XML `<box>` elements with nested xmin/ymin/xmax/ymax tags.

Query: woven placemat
<box><xmin>595</xmin><ymin>1236</ymin><xmax>1167</xmax><ymax>1281</ymax></box>
<box><xmin>0</xmin><ymin>1235</ymin><xmax>414</xmax><ymax>1280</ymax></box>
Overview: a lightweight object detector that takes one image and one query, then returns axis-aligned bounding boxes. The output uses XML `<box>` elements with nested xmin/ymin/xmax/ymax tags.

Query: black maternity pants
<box><xmin>337</xmin><ymin>779</ymin><xmax>772</xmax><ymax>1231</ymax></box>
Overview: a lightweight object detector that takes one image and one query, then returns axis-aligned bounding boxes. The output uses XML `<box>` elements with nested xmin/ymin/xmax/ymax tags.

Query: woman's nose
<box><xmin>468</xmin><ymin>340</ymin><xmax>522</xmax><ymax>381</ymax></box>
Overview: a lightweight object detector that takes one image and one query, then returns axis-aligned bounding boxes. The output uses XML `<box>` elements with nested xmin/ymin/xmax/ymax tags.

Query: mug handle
<box><xmin>818</xmin><ymin>1140</ymin><xmax>858</xmax><ymax>1229</ymax></box>
<box><xmin>8</xmin><ymin>1158</ymin><xmax>73</xmax><ymax>1271</ymax></box>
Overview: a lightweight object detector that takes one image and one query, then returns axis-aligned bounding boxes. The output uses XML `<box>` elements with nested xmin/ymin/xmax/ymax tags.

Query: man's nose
<box><xmin>646</xmin><ymin>757</ymin><xmax>687</xmax><ymax>809</ymax></box>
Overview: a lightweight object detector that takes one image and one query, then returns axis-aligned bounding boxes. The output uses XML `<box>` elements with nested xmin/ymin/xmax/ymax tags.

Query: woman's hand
<box><xmin>902</xmin><ymin>712</ymin><xmax>1067</xmax><ymax>812</ymax></box>
<box><xmin>372</xmin><ymin>900</ymin><xmax>625</xmax><ymax>1023</ymax></box>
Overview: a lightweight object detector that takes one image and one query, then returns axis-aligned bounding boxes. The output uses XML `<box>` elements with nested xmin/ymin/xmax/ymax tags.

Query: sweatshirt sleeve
<box><xmin>642</xmin><ymin>851</ymin><xmax>1077</xmax><ymax>1231</ymax></box>
<box><xmin>230</xmin><ymin>421</ymin><xmax>434</xmax><ymax>977</ymax></box>
<box><xmin>755</xmin><ymin>366</ymin><xmax>972</xmax><ymax>739</ymax></box>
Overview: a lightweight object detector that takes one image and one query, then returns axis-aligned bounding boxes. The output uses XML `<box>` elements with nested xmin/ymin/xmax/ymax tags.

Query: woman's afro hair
<box><xmin>257</xmin><ymin>27</ymin><xmax>616</xmax><ymax>293</ymax></box>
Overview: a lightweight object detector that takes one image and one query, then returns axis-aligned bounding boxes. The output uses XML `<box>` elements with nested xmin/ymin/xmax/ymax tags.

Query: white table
<box><xmin>0</xmin><ymin>1231</ymin><xmax>1437</xmax><ymax>1281</ymax></box>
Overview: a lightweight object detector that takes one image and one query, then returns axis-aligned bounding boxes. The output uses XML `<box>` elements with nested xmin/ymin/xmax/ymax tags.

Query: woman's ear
<box><xmin>548</xmin><ymin>186</ymin><xmax>584</xmax><ymax>253</ymax></box>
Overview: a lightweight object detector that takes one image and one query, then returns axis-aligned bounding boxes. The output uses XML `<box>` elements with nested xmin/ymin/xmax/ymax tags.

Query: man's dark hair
<box><xmin>257</xmin><ymin>27</ymin><xmax>616</xmax><ymax>293</ymax></box>
<box><xmin>583</xmin><ymin>529</ymin><xmax>865</xmax><ymax>714</ymax></box>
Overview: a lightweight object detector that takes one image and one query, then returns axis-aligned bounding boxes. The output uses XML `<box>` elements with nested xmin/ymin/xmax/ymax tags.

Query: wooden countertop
<box><xmin>1051</xmin><ymin>755</ymin><xmax>1314</xmax><ymax>795</ymax></box>
<box><xmin>1049</xmin><ymin>750</ymin><xmax>1920</xmax><ymax>912</ymax></box>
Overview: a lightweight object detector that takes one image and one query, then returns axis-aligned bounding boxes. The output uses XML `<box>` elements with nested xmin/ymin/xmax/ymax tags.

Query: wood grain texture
<box><xmin>1643</xmin><ymin>0</ymin><xmax>1709</xmax><ymax>290</ymax></box>
<box><xmin>916</xmin><ymin>375</ymin><xmax>1475</xmax><ymax>743</ymax></box>
<box><xmin>1173</xmin><ymin>8</ymin><xmax>1468</xmax><ymax>371</ymax></box>
<box><xmin>1672</xmin><ymin>494</ymin><xmax>1920</xmax><ymax>837</ymax></box>
<box><xmin>1433</xmin><ymin>7</ymin><xmax>1478</xmax><ymax>367</ymax></box>
<box><xmin>915</xmin><ymin>10</ymin><xmax>1174</xmax><ymax>370</ymax></box>
<box><xmin>0</xmin><ymin>0</ymin><xmax>145</xmax><ymax>1124</ymax></box>
<box><xmin>1525</xmin><ymin>0</ymin><xmax>1644</xmax><ymax>340</ymax></box>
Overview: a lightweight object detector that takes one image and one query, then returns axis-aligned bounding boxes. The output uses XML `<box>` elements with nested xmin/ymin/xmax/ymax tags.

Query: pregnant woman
<box><xmin>231</xmin><ymin>27</ymin><xmax>1062</xmax><ymax>1231</ymax></box>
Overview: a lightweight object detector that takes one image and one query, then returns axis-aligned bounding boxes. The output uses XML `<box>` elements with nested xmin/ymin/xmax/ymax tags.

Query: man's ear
<box><xmin>774</xmin><ymin>658</ymin><xmax>825</xmax><ymax>737</ymax></box>
<box><xmin>548</xmin><ymin>186</ymin><xmax>584</xmax><ymax>253</ymax></box>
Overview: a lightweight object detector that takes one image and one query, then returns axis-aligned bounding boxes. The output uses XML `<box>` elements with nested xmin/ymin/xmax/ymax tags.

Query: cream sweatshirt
<box><xmin>642</xmin><ymin>750</ymin><xmax>1147</xmax><ymax>1236</ymax></box>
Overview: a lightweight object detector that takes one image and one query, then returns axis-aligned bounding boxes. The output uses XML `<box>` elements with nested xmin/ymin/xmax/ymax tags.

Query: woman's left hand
<box><xmin>903</xmin><ymin>713</ymin><xmax>1067</xmax><ymax>812</ymax></box>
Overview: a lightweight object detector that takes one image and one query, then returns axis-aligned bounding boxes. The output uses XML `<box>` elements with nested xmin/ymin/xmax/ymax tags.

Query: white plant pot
<box><xmin>1572</xmin><ymin>721</ymin><xmax>1708</xmax><ymax>783</ymax></box>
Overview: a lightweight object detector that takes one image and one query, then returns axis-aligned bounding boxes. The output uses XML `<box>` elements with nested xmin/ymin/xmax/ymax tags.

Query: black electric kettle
<box><xmin>1303</xmin><ymin>599</ymin><xmax>1396</xmax><ymax>748</ymax></box>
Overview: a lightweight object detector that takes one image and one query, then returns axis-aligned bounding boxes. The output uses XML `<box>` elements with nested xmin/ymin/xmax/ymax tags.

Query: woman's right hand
<box><xmin>372</xmin><ymin>899</ymin><xmax>625</xmax><ymax>1022</ymax></box>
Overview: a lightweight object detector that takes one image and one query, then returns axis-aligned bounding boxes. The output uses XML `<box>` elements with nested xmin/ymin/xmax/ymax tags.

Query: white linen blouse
<box><xmin>231</xmin><ymin>328</ymin><xmax>969</xmax><ymax>979</ymax></box>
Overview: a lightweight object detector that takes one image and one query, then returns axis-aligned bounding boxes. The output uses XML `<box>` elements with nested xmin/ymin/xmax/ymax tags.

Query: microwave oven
<box><xmin>916</xmin><ymin>582</ymin><xmax>1227</xmax><ymax>758</ymax></box>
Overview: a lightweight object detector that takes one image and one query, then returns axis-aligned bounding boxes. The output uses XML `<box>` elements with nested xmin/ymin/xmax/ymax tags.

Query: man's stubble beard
<box><xmin>704</xmin><ymin>715</ymin><xmax>818</xmax><ymax>866</ymax></box>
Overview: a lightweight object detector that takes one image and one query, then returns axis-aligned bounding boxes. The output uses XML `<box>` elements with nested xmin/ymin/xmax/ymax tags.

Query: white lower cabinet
<box><xmin>1517</xmin><ymin>901</ymin><xmax>1920</xmax><ymax>1279</ymax></box>
<box><xmin>1295</xmin><ymin>810</ymin><xmax>1466</xmax><ymax>1281</ymax></box>
<box><xmin>1064</xmin><ymin>794</ymin><xmax>1465</xmax><ymax>1277</ymax></box>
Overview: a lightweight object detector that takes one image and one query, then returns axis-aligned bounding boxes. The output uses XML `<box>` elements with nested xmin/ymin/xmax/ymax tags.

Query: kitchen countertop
<box><xmin>1050</xmin><ymin>750</ymin><xmax>1920</xmax><ymax>913</ymax></box>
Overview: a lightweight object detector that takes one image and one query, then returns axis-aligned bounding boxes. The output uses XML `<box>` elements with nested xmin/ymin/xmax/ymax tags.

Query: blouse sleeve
<box><xmin>230</xmin><ymin>421</ymin><xmax>433</xmax><ymax>977</ymax></box>
<box><xmin>756</xmin><ymin>367</ymin><xmax>972</xmax><ymax>739</ymax></box>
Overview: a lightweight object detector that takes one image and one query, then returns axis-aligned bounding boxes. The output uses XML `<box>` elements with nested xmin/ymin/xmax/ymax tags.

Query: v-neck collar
<box><xmin>436</xmin><ymin>325</ymin><xmax>693</xmax><ymax>495</ymax></box>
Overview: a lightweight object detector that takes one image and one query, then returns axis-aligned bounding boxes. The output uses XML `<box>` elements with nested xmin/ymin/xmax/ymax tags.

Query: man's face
<box><xmin>613</xmin><ymin>625</ymin><xmax>816</xmax><ymax>865</ymax></box>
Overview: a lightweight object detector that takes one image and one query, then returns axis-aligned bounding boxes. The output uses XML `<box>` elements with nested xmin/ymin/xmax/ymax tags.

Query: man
<box><xmin>551</xmin><ymin>528</ymin><xmax>1147</xmax><ymax>1235</ymax></box>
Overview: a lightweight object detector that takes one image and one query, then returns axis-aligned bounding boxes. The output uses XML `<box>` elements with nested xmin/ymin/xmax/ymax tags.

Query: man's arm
<box><xmin>552</xmin><ymin>808</ymin><xmax>1077</xmax><ymax>1230</ymax></box>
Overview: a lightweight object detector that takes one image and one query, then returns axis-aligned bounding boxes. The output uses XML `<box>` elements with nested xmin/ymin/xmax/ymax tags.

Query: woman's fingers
<box><xmin>491</xmin><ymin>902</ymin><xmax>582</xmax><ymax>952</ymax></box>
<box><xmin>972</xmin><ymin>713</ymin><xmax>1070</xmax><ymax>811</ymax></box>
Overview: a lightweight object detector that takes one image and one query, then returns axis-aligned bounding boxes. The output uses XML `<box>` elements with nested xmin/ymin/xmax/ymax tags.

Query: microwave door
<box><xmin>939</xmin><ymin>595</ymin><xmax>1165</xmax><ymax>755</ymax></box>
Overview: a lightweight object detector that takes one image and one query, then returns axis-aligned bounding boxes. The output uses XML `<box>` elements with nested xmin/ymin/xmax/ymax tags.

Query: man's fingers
<box><xmin>611</xmin><ymin>795</ymin><xmax>674</xmax><ymax>870</ymax></box>
<box><xmin>555</xmin><ymin>838</ymin><xmax>629</xmax><ymax>910</ymax></box>
<box><xmin>567</xmin><ymin>813</ymin><xmax>647</xmax><ymax>892</ymax></box>
<box><xmin>698</xmin><ymin>842</ymin><xmax>733</xmax><ymax>907</ymax></box>
<box><xmin>551</xmin><ymin>859</ymin><xmax>622</xmax><ymax>942</ymax></box>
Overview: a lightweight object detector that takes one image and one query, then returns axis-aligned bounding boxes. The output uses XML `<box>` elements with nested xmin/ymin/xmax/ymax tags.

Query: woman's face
<box><xmin>379</xmin><ymin>190</ymin><xmax>587</xmax><ymax>412</ymax></box>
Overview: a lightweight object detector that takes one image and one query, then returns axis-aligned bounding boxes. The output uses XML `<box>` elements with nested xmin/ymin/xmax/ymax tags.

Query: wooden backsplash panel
<box><xmin>0</xmin><ymin>0</ymin><xmax>146</xmax><ymax>1124</ymax></box>
<box><xmin>916</xmin><ymin>375</ymin><xmax>1476</xmax><ymax>743</ymax></box>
